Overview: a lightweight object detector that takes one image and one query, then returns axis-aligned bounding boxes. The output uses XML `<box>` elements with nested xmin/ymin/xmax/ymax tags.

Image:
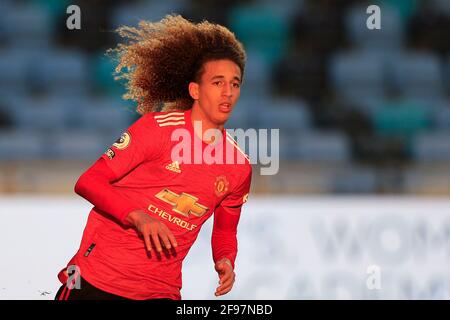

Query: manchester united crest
<box><xmin>214</xmin><ymin>175</ymin><xmax>229</xmax><ymax>197</ymax></box>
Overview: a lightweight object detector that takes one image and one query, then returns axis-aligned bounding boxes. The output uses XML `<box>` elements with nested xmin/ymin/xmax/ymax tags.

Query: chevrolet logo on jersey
<box><xmin>155</xmin><ymin>189</ymin><xmax>208</xmax><ymax>218</ymax></box>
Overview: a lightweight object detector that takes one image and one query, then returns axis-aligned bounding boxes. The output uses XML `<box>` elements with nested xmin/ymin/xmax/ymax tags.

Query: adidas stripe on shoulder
<box><xmin>154</xmin><ymin>112</ymin><xmax>185</xmax><ymax>127</ymax></box>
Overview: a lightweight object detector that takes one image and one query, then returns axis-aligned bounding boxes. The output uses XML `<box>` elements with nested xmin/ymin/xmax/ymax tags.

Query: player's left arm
<box><xmin>212</xmin><ymin>167</ymin><xmax>252</xmax><ymax>297</ymax></box>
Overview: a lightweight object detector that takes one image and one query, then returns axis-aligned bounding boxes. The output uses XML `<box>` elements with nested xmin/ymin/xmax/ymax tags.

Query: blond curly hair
<box><xmin>108</xmin><ymin>14</ymin><xmax>246</xmax><ymax>114</ymax></box>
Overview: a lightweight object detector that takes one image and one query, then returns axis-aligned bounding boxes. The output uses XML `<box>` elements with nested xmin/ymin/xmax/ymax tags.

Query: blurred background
<box><xmin>1</xmin><ymin>0</ymin><xmax>450</xmax><ymax>299</ymax></box>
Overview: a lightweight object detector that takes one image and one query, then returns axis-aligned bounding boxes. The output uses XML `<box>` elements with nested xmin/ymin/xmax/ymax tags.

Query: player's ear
<box><xmin>188</xmin><ymin>82</ymin><xmax>199</xmax><ymax>100</ymax></box>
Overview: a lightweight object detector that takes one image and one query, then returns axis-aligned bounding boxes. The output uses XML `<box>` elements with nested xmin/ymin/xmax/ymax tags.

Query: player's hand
<box><xmin>126</xmin><ymin>210</ymin><xmax>178</xmax><ymax>252</ymax></box>
<box><xmin>214</xmin><ymin>258</ymin><xmax>235</xmax><ymax>297</ymax></box>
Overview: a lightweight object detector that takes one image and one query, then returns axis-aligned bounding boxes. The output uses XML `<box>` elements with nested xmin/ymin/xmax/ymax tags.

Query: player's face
<box><xmin>191</xmin><ymin>59</ymin><xmax>241</xmax><ymax>128</ymax></box>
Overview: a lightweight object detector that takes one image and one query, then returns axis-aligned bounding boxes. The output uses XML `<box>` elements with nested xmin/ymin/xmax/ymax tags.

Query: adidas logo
<box><xmin>165</xmin><ymin>161</ymin><xmax>181</xmax><ymax>173</ymax></box>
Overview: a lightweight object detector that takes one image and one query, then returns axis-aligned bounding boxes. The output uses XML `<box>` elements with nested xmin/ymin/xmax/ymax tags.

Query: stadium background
<box><xmin>1</xmin><ymin>0</ymin><xmax>450</xmax><ymax>299</ymax></box>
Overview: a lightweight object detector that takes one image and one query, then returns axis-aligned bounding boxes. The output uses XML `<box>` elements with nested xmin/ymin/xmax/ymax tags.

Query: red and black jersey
<box><xmin>61</xmin><ymin>109</ymin><xmax>252</xmax><ymax>300</ymax></box>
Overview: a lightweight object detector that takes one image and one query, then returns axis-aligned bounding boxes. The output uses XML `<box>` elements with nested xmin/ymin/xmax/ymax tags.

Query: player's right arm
<box><xmin>74</xmin><ymin>113</ymin><xmax>177</xmax><ymax>252</ymax></box>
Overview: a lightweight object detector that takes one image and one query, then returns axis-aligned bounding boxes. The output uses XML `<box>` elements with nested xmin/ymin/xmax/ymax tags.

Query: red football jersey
<box><xmin>65</xmin><ymin>109</ymin><xmax>252</xmax><ymax>300</ymax></box>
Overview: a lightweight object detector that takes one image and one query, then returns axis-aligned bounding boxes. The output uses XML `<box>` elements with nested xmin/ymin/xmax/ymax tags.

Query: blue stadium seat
<box><xmin>242</xmin><ymin>51</ymin><xmax>272</xmax><ymax>97</ymax></box>
<box><xmin>390</xmin><ymin>51</ymin><xmax>444</xmax><ymax>100</ymax></box>
<box><xmin>0</xmin><ymin>1</ymin><xmax>13</xmax><ymax>43</ymax></box>
<box><xmin>91</xmin><ymin>52</ymin><xmax>124</xmax><ymax>96</ymax></box>
<box><xmin>256</xmin><ymin>98</ymin><xmax>312</xmax><ymax>133</ymax></box>
<box><xmin>257</xmin><ymin>0</ymin><xmax>305</xmax><ymax>22</ymax></box>
<box><xmin>372</xmin><ymin>97</ymin><xmax>431</xmax><ymax>138</ymax></box>
<box><xmin>46</xmin><ymin>92</ymin><xmax>89</xmax><ymax>128</ymax></box>
<box><xmin>50</xmin><ymin>131</ymin><xmax>110</xmax><ymax>160</ymax></box>
<box><xmin>380</xmin><ymin>0</ymin><xmax>420</xmax><ymax>23</ymax></box>
<box><xmin>0</xmin><ymin>129</ymin><xmax>44</xmax><ymax>160</ymax></box>
<box><xmin>75</xmin><ymin>96</ymin><xmax>135</xmax><ymax>135</ymax></box>
<box><xmin>32</xmin><ymin>49</ymin><xmax>89</xmax><ymax>96</ymax></box>
<box><xmin>228</xmin><ymin>97</ymin><xmax>312</xmax><ymax>161</ymax></box>
<box><xmin>8</xmin><ymin>96</ymin><xmax>70</xmax><ymax>132</ymax></box>
<box><xmin>30</xmin><ymin>0</ymin><xmax>71</xmax><ymax>21</ymax></box>
<box><xmin>446</xmin><ymin>53</ymin><xmax>450</xmax><ymax>93</ymax></box>
<box><xmin>346</xmin><ymin>97</ymin><xmax>383</xmax><ymax>118</ymax></box>
<box><xmin>434</xmin><ymin>102</ymin><xmax>450</xmax><ymax>130</ymax></box>
<box><xmin>278</xmin><ymin>130</ymin><xmax>301</xmax><ymax>160</ymax></box>
<box><xmin>0</xmin><ymin>94</ymin><xmax>24</xmax><ymax>126</ymax></box>
<box><xmin>228</xmin><ymin>93</ymin><xmax>271</xmax><ymax>130</ymax></box>
<box><xmin>329</xmin><ymin>50</ymin><xmax>385</xmax><ymax>101</ymax></box>
<box><xmin>228</xmin><ymin>4</ymin><xmax>290</xmax><ymax>66</ymax></box>
<box><xmin>111</xmin><ymin>1</ymin><xmax>189</xmax><ymax>29</ymax></box>
<box><xmin>0</xmin><ymin>49</ymin><xmax>33</xmax><ymax>97</ymax></box>
<box><xmin>345</xmin><ymin>4</ymin><xmax>404</xmax><ymax>50</ymax></box>
<box><xmin>1</xmin><ymin>3</ymin><xmax>52</xmax><ymax>48</ymax></box>
<box><xmin>290</xmin><ymin>131</ymin><xmax>351</xmax><ymax>163</ymax></box>
<box><xmin>413</xmin><ymin>132</ymin><xmax>450</xmax><ymax>162</ymax></box>
<box><xmin>225</xmin><ymin>105</ymin><xmax>251</xmax><ymax>130</ymax></box>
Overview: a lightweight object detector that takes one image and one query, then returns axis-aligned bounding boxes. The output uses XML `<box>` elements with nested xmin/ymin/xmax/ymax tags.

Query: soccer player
<box><xmin>54</xmin><ymin>15</ymin><xmax>252</xmax><ymax>300</ymax></box>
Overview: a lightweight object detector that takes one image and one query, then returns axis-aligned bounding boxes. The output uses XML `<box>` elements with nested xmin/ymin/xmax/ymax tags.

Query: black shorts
<box><xmin>55</xmin><ymin>273</ymin><xmax>174</xmax><ymax>301</ymax></box>
<box><xmin>54</xmin><ymin>276</ymin><xmax>129</xmax><ymax>300</ymax></box>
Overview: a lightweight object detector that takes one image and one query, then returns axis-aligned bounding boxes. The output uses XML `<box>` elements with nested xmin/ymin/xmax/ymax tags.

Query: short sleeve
<box><xmin>101</xmin><ymin>113</ymin><xmax>164</xmax><ymax>179</ymax></box>
<box><xmin>219</xmin><ymin>166</ymin><xmax>252</xmax><ymax>209</ymax></box>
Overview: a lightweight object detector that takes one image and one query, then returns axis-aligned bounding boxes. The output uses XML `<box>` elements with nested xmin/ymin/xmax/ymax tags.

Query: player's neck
<box><xmin>190</xmin><ymin>104</ymin><xmax>224</xmax><ymax>144</ymax></box>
